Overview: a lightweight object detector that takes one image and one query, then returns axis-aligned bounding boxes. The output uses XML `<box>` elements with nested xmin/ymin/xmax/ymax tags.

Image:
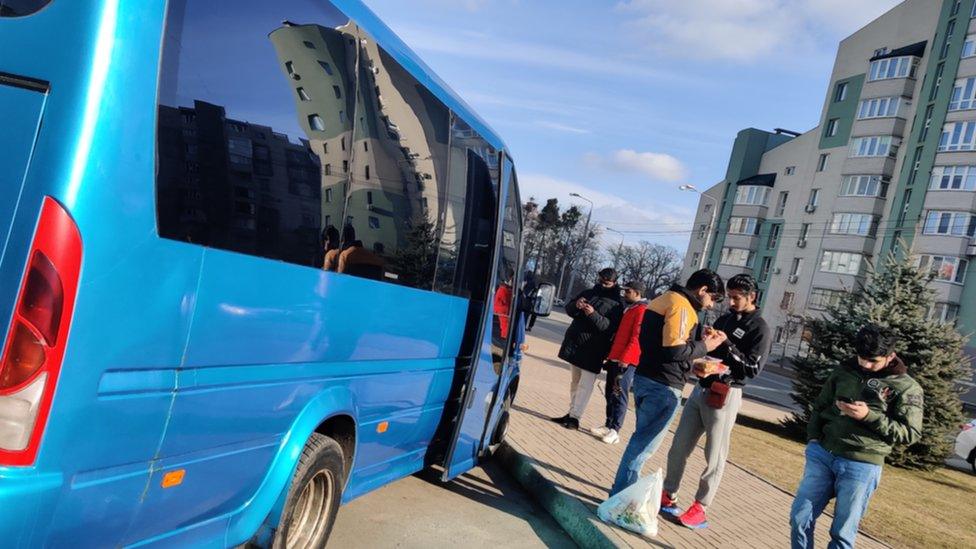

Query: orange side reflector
<box><xmin>162</xmin><ymin>469</ymin><xmax>185</xmax><ymax>489</ymax></box>
<box><xmin>377</xmin><ymin>421</ymin><xmax>389</xmax><ymax>433</ymax></box>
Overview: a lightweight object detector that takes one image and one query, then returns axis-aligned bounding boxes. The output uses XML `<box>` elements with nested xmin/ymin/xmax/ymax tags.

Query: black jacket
<box><xmin>558</xmin><ymin>284</ymin><xmax>623</xmax><ymax>373</ymax></box>
<box><xmin>699</xmin><ymin>308</ymin><xmax>771</xmax><ymax>388</ymax></box>
<box><xmin>635</xmin><ymin>285</ymin><xmax>707</xmax><ymax>389</ymax></box>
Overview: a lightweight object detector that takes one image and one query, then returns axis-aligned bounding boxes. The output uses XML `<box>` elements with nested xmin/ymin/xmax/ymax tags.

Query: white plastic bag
<box><xmin>597</xmin><ymin>468</ymin><xmax>662</xmax><ymax>538</ymax></box>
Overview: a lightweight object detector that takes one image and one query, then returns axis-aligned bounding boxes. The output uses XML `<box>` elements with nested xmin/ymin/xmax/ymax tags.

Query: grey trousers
<box><xmin>663</xmin><ymin>384</ymin><xmax>743</xmax><ymax>507</ymax></box>
<box><xmin>568</xmin><ymin>366</ymin><xmax>599</xmax><ymax>420</ymax></box>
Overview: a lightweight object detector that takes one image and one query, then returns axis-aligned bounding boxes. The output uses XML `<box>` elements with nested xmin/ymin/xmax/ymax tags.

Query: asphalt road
<box><xmin>329</xmin><ymin>461</ymin><xmax>575</xmax><ymax>548</ymax></box>
<box><xmin>529</xmin><ymin>313</ymin><xmax>799</xmax><ymax>412</ymax></box>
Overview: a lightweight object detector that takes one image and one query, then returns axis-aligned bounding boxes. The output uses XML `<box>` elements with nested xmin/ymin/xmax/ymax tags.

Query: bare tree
<box><xmin>618</xmin><ymin>241</ymin><xmax>683</xmax><ymax>297</ymax></box>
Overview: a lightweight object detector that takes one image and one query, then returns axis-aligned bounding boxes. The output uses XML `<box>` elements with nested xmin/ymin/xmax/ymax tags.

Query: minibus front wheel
<box><xmin>273</xmin><ymin>433</ymin><xmax>344</xmax><ymax>549</ymax></box>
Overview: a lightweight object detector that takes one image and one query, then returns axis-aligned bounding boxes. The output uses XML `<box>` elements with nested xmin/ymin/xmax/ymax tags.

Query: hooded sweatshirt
<box><xmin>807</xmin><ymin>357</ymin><xmax>924</xmax><ymax>465</ymax></box>
<box><xmin>635</xmin><ymin>284</ymin><xmax>707</xmax><ymax>389</ymax></box>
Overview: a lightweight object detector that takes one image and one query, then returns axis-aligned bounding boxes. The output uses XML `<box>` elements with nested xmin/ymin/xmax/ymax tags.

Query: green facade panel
<box><xmin>819</xmin><ymin>74</ymin><xmax>864</xmax><ymax>150</ymax></box>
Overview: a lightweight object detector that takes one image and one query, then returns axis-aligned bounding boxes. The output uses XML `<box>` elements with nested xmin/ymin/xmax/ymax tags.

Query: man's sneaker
<box><xmin>550</xmin><ymin>414</ymin><xmax>571</xmax><ymax>425</ymax></box>
<box><xmin>601</xmin><ymin>429</ymin><xmax>620</xmax><ymax>444</ymax></box>
<box><xmin>678</xmin><ymin>501</ymin><xmax>709</xmax><ymax>529</ymax></box>
<box><xmin>591</xmin><ymin>426</ymin><xmax>611</xmax><ymax>438</ymax></box>
<box><xmin>660</xmin><ymin>492</ymin><xmax>681</xmax><ymax>516</ymax></box>
<box><xmin>562</xmin><ymin>417</ymin><xmax>580</xmax><ymax>430</ymax></box>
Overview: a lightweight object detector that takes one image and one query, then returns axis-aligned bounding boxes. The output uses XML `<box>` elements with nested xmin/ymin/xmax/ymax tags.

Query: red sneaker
<box><xmin>660</xmin><ymin>491</ymin><xmax>680</xmax><ymax>516</ymax></box>
<box><xmin>678</xmin><ymin>501</ymin><xmax>709</xmax><ymax>529</ymax></box>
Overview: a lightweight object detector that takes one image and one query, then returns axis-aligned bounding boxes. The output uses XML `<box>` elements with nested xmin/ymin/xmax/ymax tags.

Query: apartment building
<box><xmin>681</xmin><ymin>0</ymin><xmax>976</xmax><ymax>378</ymax></box>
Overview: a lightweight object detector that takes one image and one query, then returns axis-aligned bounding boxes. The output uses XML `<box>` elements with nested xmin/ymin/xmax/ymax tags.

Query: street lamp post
<box><xmin>558</xmin><ymin>193</ymin><xmax>594</xmax><ymax>301</ymax></box>
<box><xmin>680</xmin><ymin>184</ymin><xmax>717</xmax><ymax>269</ymax></box>
<box><xmin>606</xmin><ymin>227</ymin><xmax>625</xmax><ymax>271</ymax></box>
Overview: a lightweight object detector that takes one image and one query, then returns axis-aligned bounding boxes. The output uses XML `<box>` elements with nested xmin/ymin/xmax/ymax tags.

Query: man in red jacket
<box><xmin>592</xmin><ymin>281</ymin><xmax>647</xmax><ymax>445</ymax></box>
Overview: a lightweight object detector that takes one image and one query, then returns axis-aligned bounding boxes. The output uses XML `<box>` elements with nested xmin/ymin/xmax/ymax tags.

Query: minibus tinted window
<box><xmin>157</xmin><ymin>0</ymin><xmax>473</xmax><ymax>293</ymax></box>
<box><xmin>0</xmin><ymin>0</ymin><xmax>52</xmax><ymax>16</ymax></box>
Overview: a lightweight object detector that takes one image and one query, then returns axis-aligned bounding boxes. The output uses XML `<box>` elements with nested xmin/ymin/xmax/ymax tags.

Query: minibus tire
<box><xmin>273</xmin><ymin>433</ymin><xmax>344</xmax><ymax>549</ymax></box>
<box><xmin>486</xmin><ymin>391</ymin><xmax>515</xmax><ymax>456</ymax></box>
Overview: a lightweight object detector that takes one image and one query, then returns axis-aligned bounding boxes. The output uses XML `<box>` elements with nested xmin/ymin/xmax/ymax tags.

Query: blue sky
<box><xmin>365</xmin><ymin>0</ymin><xmax>902</xmax><ymax>252</ymax></box>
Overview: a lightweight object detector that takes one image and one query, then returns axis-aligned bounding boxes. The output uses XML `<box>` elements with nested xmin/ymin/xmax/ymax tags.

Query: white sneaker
<box><xmin>591</xmin><ymin>426</ymin><xmax>611</xmax><ymax>438</ymax></box>
<box><xmin>601</xmin><ymin>429</ymin><xmax>620</xmax><ymax>444</ymax></box>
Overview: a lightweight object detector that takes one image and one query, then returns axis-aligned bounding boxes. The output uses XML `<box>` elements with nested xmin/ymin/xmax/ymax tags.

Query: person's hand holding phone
<box><xmin>836</xmin><ymin>398</ymin><xmax>869</xmax><ymax>420</ymax></box>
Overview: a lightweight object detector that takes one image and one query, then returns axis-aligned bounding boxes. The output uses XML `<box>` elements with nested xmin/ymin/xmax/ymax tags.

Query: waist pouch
<box><xmin>705</xmin><ymin>381</ymin><xmax>730</xmax><ymax>409</ymax></box>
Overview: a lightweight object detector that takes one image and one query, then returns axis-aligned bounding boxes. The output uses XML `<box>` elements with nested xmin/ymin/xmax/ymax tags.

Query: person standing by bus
<box><xmin>660</xmin><ymin>273</ymin><xmax>771</xmax><ymax>529</ymax></box>
<box><xmin>609</xmin><ymin>269</ymin><xmax>726</xmax><ymax>496</ymax></box>
<box><xmin>550</xmin><ymin>268</ymin><xmax>623</xmax><ymax>430</ymax></box>
<box><xmin>592</xmin><ymin>281</ymin><xmax>648</xmax><ymax>445</ymax></box>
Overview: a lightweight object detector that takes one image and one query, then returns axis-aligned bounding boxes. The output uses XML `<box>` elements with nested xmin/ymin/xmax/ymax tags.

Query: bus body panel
<box><xmin>0</xmin><ymin>0</ymin><xmax>521</xmax><ymax>546</ymax></box>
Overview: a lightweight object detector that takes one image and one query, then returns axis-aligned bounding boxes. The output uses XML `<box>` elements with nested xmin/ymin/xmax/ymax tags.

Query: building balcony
<box><xmin>841</xmin><ymin>155</ymin><xmax>897</xmax><ymax>177</ymax></box>
<box><xmin>833</xmin><ymin>195</ymin><xmax>889</xmax><ymax>217</ymax></box>
<box><xmin>723</xmin><ymin>233</ymin><xmax>762</xmax><ymax>250</ymax></box>
<box><xmin>860</xmin><ymin>77</ymin><xmax>917</xmax><ymax>100</ymax></box>
<box><xmin>851</xmin><ymin>117</ymin><xmax>907</xmax><ymax>138</ymax></box>
<box><xmin>729</xmin><ymin>204</ymin><xmax>769</xmax><ymax>218</ymax></box>
<box><xmin>914</xmin><ymin>234</ymin><xmax>976</xmax><ymax>259</ymax></box>
<box><xmin>819</xmin><ymin>233</ymin><xmax>876</xmax><ymax>255</ymax></box>
<box><xmin>923</xmin><ymin>190</ymin><xmax>976</xmax><ymax>211</ymax></box>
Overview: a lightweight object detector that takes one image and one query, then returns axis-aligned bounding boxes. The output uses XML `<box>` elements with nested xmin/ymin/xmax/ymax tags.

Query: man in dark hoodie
<box><xmin>790</xmin><ymin>324</ymin><xmax>923</xmax><ymax>549</ymax></box>
<box><xmin>609</xmin><ymin>269</ymin><xmax>727</xmax><ymax>495</ymax></box>
<box><xmin>551</xmin><ymin>268</ymin><xmax>624</xmax><ymax>430</ymax></box>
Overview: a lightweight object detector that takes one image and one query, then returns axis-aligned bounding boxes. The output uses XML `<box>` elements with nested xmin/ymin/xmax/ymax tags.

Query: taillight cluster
<box><xmin>0</xmin><ymin>197</ymin><xmax>81</xmax><ymax>466</ymax></box>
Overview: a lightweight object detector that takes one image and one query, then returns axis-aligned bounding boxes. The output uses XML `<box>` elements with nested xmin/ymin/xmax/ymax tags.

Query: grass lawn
<box><xmin>728</xmin><ymin>415</ymin><xmax>976</xmax><ymax>549</ymax></box>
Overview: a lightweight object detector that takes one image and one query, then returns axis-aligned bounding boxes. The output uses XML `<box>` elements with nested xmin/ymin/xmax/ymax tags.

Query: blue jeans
<box><xmin>604</xmin><ymin>363</ymin><xmax>636</xmax><ymax>432</ymax></box>
<box><xmin>610</xmin><ymin>376</ymin><xmax>682</xmax><ymax>495</ymax></box>
<box><xmin>790</xmin><ymin>441</ymin><xmax>882</xmax><ymax>549</ymax></box>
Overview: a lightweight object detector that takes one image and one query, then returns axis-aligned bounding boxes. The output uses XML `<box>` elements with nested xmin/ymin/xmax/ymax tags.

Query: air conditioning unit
<box><xmin>804</xmin><ymin>204</ymin><xmax>817</xmax><ymax>213</ymax></box>
<box><xmin>772</xmin><ymin>267</ymin><xmax>782</xmax><ymax>275</ymax></box>
<box><xmin>797</xmin><ymin>239</ymin><xmax>807</xmax><ymax>248</ymax></box>
<box><xmin>788</xmin><ymin>274</ymin><xmax>799</xmax><ymax>283</ymax></box>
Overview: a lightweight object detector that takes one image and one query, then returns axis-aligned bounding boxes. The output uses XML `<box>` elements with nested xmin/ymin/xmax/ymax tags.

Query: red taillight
<box><xmin>0</xmin><ymin>197</ymin><xmax>81</xmax><ymax>466</ymax></box>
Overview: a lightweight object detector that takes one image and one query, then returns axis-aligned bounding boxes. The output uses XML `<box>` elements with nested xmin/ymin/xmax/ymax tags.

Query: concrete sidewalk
<box><xmin>500</xmin><ymin>333</ymin><xmax>890</xmax><ymax>548</ymax></box>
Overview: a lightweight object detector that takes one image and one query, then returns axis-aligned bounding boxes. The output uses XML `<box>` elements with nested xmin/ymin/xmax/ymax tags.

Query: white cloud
<box><xmin>614</xmin><ymin>0</ymin><xmax>901</xmax><ymax>63</ymax></box>
<box><xmin>536</xmin><ymin>120</ymin><xmax>591</xmax><ymax>134</ymax></box>
<box><xmin>583</xmin><ymin>149</ymin><xmax>689</xmax><ymax>183</ymax></box>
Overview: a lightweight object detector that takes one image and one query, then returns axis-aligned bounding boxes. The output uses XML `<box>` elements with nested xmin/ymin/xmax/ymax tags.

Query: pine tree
<box><xmin>391</xmin><ymin>215</ymin><xmax>438</xmax><ymax>288</ymax></box>
<box><xmin>784</xmin><ymin>249</ymin><xmax>970</xmax><ymax>469</ymax></box>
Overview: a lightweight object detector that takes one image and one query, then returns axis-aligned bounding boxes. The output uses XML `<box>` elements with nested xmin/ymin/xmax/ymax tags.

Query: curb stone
<box><xmin>497</xmin><ymin>443</ymin><xmax>630</xmax><ymax>549</ymax></box>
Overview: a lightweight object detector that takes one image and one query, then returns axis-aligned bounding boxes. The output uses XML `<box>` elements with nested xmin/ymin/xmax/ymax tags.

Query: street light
<box><xmin>606</xmin><ymin>227</ymin><xmax>625</xmax><ymax>270</ymax></box>
<box><xmin>557</xmin><ymin>193</ymin><xmax>594</xmax><ymax>300</ymax></box>
<box><xmin>679</xmin><ymin>184</ymin><xmax>717</xmax><ymax>269</ymax></box>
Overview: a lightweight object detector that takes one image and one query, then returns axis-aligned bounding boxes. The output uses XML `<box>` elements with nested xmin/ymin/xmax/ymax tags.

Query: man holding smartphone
<box><xmin>790</xmin><ymin>324</ymin><xmax>924</xmax><ymax>549</ymax></box>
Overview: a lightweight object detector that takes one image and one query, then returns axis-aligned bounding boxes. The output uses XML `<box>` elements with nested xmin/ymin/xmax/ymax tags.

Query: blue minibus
<box><xmin>0</xmin><ymin>1</ymin><xmax>551</xmax><ymax>546</ymax></box>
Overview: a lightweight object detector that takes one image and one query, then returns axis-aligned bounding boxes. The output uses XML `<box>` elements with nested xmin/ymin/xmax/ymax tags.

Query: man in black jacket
<box><xmin>551</xmin><ymin>268</ymin><xmax>623</xmax><ymax>430</ymax></box>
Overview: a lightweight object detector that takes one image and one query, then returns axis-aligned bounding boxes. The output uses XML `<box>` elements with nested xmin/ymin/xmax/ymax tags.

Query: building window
<box><xmin>734</xmin><ymin>185</ymin><xmax>771</xmax><ymax>206</ymax></box>
<box><xmin>840</xmin><ymin>175</ymin><xmax>887</xmax><ymax>197</ymax></box>
<box><xmin>341</xmin><ymin>137</ymin><xmax>345</xmax><ymax>151</ymax></box>
<box><xmin>325</xmin><ymin>188</ymin><xmax>333</xmax><ymax>203</ymax></box>
<box><xmin>830</xmin><ymin>213</ymin><xmax>876</xmax><ymax>236</ymax></box>
<box><xmin>868</xmin><ymin>56</ymin><xmax>918</xmax><ymax>81</ymax></box>
<box><xmin>324</xmin><ymin>164</ymin><xmax>332</xmax><ymax>175</ymax></box>
<box><xmin>759</xmin><ymin>257</ymin><xmax>772</xmax><ymax>281</ymax></box>
<box><xmin>728</xmin><ymin>216</ymin><xmax>761</xmax><ymax>235</ymax></box>
<box><xmin>873</xmin><ymin>47</ymin><xmax>888</xmax><ymax>58</ymax></box>
<box><xmin>308</xmin><ymin>114</ymin><xmax>325</xmax><ymax>132</ymax></box>
<box><xmin>941</xmin><ymin>19</ymin><xmax>957</xmax><ymax>59</ymax></box>
<box><xmin>720</xmin><ymin>247</ymin><xmax>755</xmax><ymax>267</ymax></box>
<box><xmin>297</xmin><ymin>87</ymin><xmax>310</xmax><ymax>101</ymax></box>
<box><xmin>799</xmin><ymin>223</ymin><xmax>810</xmax><ymax>242</ymax></box>
<box><xmin>698</xmin><ymin>223</ymin><xmax>707</xmax><ymax>239</ymax></box>
<box><xmin>342</xmin><ymin>160</ymin><xmax>349</xmax><ymax>173</ymax></box>
<box><xmin>929</xmin><ymin>165</ymin><xmax>976</xmax><ymax>190</ymax></box>
<box><xmin>364</xmin><ymin>141</ymin><xmax>369</xmax><ymax>152</ymax></box>
<box><xmin>825</xmin><ymin>118</ymin><xmax>840</xmax><ymax>137</ymax></box>
<box><xmin>820</xmin><ymin>251</ymin><xmax>864</xmax><ymax>275</ymax></box>
<box><xmin>775</xmin><ymin>191</ymin><xmax>789</xmax><ymax>217</ymax></box>
<box><xmin>332</xmin><ymin>85</ymin><xmax>342</xmax><ymax>99</ymax></box>
<box><xmin>318</xmin><ymin>60</ymin><xmax>334</xmax><ymax>75</ymax></box>
<box><xmin>808</xmin><ymin>188</ymin><xmax>820</xmax><ymax>207</ymax></box>
<box><xmin>790</xmin><ymin>257</ymin><xmax>804</xmax><ymax>277</ymax></box>
<box><xmin>691</xmin><ymin>252</ymin><xmax>701</xmax><ymax>265</ymax></box>
<box><xmin>369</xmin><ymin>216</ymin><xmax>380</xmax><ymax>229</ymax></box>
<box><xmin>949</xmin><ymin>77</ymin><xmax>976</xmax><ymax>110</ymax></box>
<box><xmin>922</xmin><ymin>211</ymin><xmax>976</xmax><ymax>236</ymax></box>
<box><xmin>857</xmin><ymin>96</ymin><xmax>900</xmax><ymax>119</ymax></box>
<box><xmin>767</xmin><ymin>224</ymin><xmax>781</xmax><ymax>248</ymax></box>
<box><xmin>364</xmin><ymin>165</ymin><xmax>370</xmax><ymax>180</ymax></box>
<box><xmin>285</xmin><ymin>61</ymin><xmax>295</xmax><ymax>77</ymax></box>
<box><xmin>850</xmin><ymin>135</ymin><xmax>897</xmax><ymax>157</ymax></box>
<box><xmin>834</xmin><ymin>82</ymin><xmax>849</xmax><ymax>102</ymax></box>
<box><xmin>938</xmin><ymin>121</ymin><xmax>976</xmax><ymax>151</ymax></box>
<box><xmin>928</xmin><ymin>302</ymin><xmax>960</xmax><ymax>324</ymax></box>
<box><xmin>817</xmin><ymin>153</ymin><xmax>829</xmax><ymax>172</ymax></box>
<box><xmin>965</xmin><ymin>34</ymin><xmax>976</xmax><ymax>58</ymax></box>
<box><xmin>809</xmin><ymin>288</ymin><xmax>847</xmax><ymax>310</ymax></box>
<box><xmin>780</xmin><ymin>292</ymin><xmax>795</xmax><ymax>311</ymax></box>
<box><xmin>917</xmin><ymin>254</ymin><xmax>968</xmax><ymax>284</ymax></box>
<box><xmin>785</xmin><ymin>166</ymin><xmax>796</xmax><ymax>175</ymax></box>
<box><xmin>931</xmin><ymin>62</ymin><xmax>946</xmax><ymax>102</ymax></box>
<box><xmin>339</xmin><ymin>110</ymin><xmax>347</xmax><ymax>124</ymax></box>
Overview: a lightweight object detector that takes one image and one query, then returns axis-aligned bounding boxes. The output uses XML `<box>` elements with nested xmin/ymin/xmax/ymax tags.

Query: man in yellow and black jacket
<box><xmin>609</xmin><ymin>269</ymin><xmax>727</xmax><ymax>495</ymax></box>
